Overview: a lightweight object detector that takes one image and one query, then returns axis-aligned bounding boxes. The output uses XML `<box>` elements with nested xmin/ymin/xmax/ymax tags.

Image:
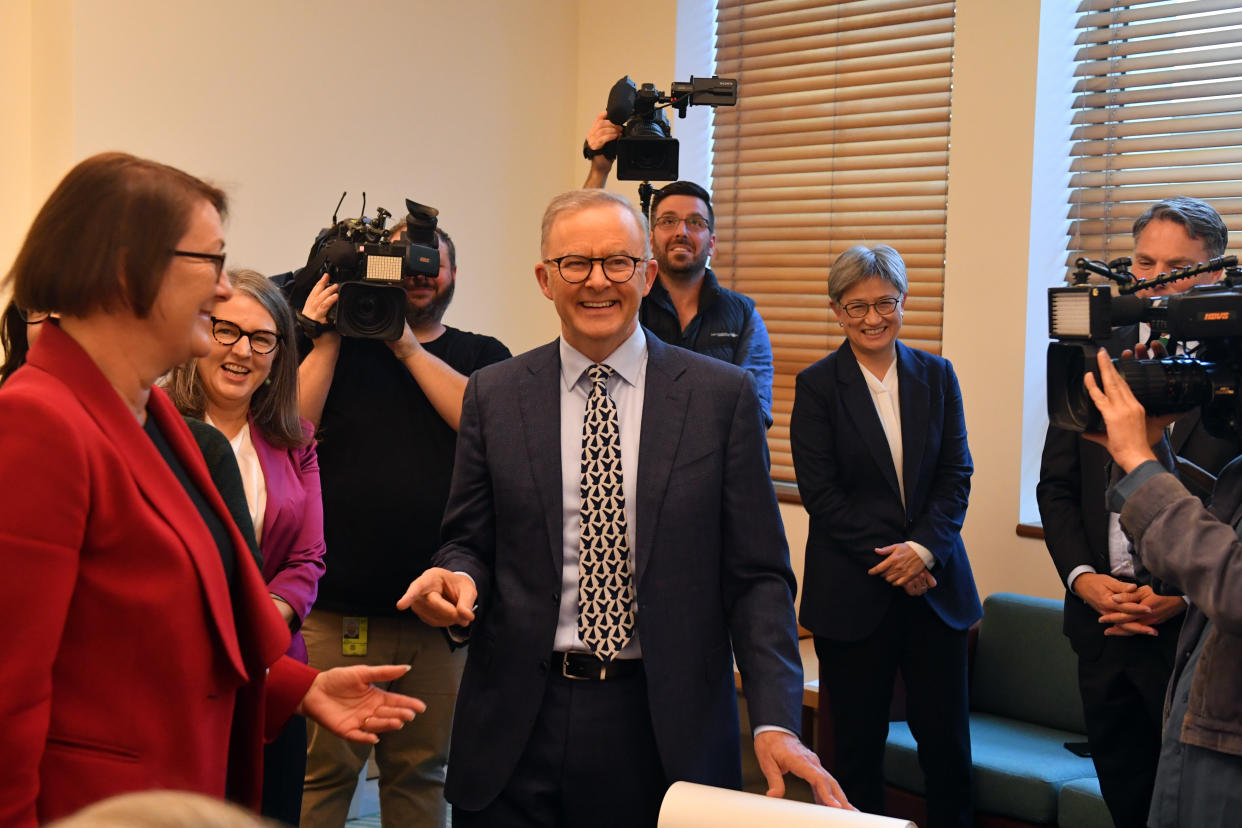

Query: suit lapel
<box><xmin>148</xmin><ymin>390</ymin><xmax>265</xmax><ymax>675</ymax></box>
<box><xmin>897</xmin><ymin>343</ymin><xmax>930</xmax><ymax>517</ymax></box>
<box><xmin>635</xmin><ymin>334</ymin><xmax>689</xmax><ymax>587</ymax></box>
<box><xmin>30</xmin><ymin>326</ymin><xmax>253</xmax><ymax>679</ymax></box>
<box><xmin>837</xmin><ymin>342</ymin><xmax>902</xmax><ymax>502</ymax></box>
<box><xmin>519</xmin><ymin>342</ymin><xmax>566</xmax><ymax>579</ymax></box>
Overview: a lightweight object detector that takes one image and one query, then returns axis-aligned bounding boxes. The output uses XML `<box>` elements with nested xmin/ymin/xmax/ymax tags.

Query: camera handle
<box><xmin>638</xmin><ymin>181</ymin><xmax>658</xmax><ymax>224</ymax></box>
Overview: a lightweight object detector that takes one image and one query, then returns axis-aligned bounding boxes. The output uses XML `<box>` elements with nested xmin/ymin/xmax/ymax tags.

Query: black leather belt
<box><xmin>554</xmin><ymin>651</ymin><xmax>642</xmax><ymax>681</ymax></box>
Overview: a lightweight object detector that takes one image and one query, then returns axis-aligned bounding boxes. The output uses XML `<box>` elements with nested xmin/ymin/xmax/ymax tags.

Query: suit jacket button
<box><xmin>539</xmin><ymin>660</ymin><xmax>549</xmax><ymax>672</ymax></box>
<box><xmin>552</xmin><ymin>593</ymin><xmax>559</xmax><ymax>604</ymax></box>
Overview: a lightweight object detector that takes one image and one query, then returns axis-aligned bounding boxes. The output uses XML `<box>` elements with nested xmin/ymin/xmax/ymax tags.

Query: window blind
<box><xmin>712</xmin><ymin>0</ymin><xmax>955</xmax><ymax>485</ymax></box>
<box><xmin>1067</xmin><ymin>0</ymin><xmax>1242</xmax><ymax>270</ymax></box>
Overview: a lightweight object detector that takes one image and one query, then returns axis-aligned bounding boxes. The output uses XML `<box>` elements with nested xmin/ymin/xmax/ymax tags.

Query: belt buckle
<box><xmin>560</xmin><ymin>652</ymin><xmax>605</xmax><ymax>680</ymax></box>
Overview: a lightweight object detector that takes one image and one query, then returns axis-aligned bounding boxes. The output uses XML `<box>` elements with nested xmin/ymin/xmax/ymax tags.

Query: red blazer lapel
<box><xmin>150</xmin><ymin>393</ymin><xmax>290</xmax><ymax>675</ymax></box>
<box><xmin>30</xmin><ymin>325</ymin><xmax>285</xmax><ymax>679</ymax></box>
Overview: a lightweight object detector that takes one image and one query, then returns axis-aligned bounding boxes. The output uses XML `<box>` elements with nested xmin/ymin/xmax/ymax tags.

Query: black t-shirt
<box><xmin>312</xmin><ymin>327</ymin><xmax>510</xmax><ymax>615</ymax></box>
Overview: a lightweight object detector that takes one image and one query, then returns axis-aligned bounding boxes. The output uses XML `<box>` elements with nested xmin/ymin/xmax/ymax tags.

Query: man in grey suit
<box><xmin>399</xmin><ymin>189</ymin><xmax>847</xmax><ymax>825</ymax></box>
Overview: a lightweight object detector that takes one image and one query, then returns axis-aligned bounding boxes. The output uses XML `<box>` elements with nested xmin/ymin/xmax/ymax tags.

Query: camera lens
<box><xmin>336</xmin><ymin>282</ymin><xmax>406</xmax><ymax>341</ymax></box>
<box><xmin>1117</xmin><ymin>357</ymin><xmax>1212</xmax><ymax>416</ymax></box>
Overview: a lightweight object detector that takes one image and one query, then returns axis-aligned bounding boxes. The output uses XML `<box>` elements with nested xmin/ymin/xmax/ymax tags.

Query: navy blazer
<box><xmin>432</xmin><ymin>331</ymin><xmax>803</xmax><ymax>810</ymax></box>
<box><xmin>792</xmin><ymin>340</ymin><xmax>981</xmax><ymax>641</ymax></box>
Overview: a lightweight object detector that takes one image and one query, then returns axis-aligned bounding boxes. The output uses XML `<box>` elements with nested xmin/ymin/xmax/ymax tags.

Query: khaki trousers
<box><xmin>301</xmin><ymin>608</ymin><xmax>465</xmax><ymax>828</ymax></box>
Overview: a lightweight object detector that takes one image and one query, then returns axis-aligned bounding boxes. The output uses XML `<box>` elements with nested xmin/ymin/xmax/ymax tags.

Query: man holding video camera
<box><xmin>293</xmin><ymin>222</ymin><xmax>511</xmax><ymax>828</ymax></box>
<box><xmin>1037</xmin><ymin>197</ymin><xmax>1236</xmax><ymax>828</ymax></box>
<box><xmin>583</xmin><ymin>113</ymin><xmax>775</xmax><ymax>428</ymax></box>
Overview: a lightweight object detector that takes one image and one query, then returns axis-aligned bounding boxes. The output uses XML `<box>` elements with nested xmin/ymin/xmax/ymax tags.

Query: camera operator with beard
<box><xmin>1081</xmin><ymin>343</ymin><xmax>1242</xmax><ymax>828</ymax></box>
<box><xmin>582</xmin><ymin>113</ymin><xmax>774</xmax><ymax>427</ymax></box>
<box><xmin>294</xmin><ymin>223</ymin><xmax>511</xmax><ymax>828</ymax></box>
<box><xmin>1036</xmin><ymin>197</ymin><xmax>1238</xmax><ymax>828</ymax></box>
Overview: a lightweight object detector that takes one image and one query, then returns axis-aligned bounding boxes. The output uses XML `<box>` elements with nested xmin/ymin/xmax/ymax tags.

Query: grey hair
<box><xmin>1132</xmin><ymin>196</ymin><xmax>1228</xmax><ymax>259</ymax></box>
<box><xmin>540</xmin><ymin>189</ymin><xmax>651</xmax><ymax>258</ymax></box>
<box><xmin>827</xmin><ymin>245</ymin><xmax>908</xmax><ymax>305</ymax></box>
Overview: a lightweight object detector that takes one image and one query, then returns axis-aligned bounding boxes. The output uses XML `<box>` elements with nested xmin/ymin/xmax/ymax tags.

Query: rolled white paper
<box><xmin>658</xmin><ymin>781</ymin><xmax>916</xmax><ymax>828</ymax></box>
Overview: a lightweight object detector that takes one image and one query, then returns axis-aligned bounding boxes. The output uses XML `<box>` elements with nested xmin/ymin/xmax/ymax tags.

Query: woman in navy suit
<box><xmin>165</xmin><ymin>268</ymin><xmax>326</xmax><ymax>824</ymax></box>
<box><xmin>791</xmin><ymin>245</ymin><xmax>981</xmax><ymax>828</ymax></box>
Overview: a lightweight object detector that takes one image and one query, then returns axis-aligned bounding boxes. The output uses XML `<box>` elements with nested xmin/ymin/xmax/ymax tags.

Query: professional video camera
<box><xmin>1046</xmin><ymin>254</ymin><xmax>1241</xmax><ymax>435</ymax></box>
<box><xmin>287</xmin><ymin>195</ymin><xmax>440</xmax><ymax>341</ymax></box>
<box><xmin>601</xmin><ymin>75</ymin><xmax>738</xmax><ymax>182</ymax></box>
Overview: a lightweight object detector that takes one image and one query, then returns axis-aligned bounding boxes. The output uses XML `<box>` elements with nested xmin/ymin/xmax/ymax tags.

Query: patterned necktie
<box><xmin>578</xmin><ymin>363</ymin><xmax>635</xmax><ymax>661</ymax></box>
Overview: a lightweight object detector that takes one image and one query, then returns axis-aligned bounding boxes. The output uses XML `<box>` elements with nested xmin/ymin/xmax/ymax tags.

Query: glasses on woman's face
<box><xmin>16</xmin><ymin>308</ymin><xmax>50</xmax><ymax>325</ymax></box>
<box><xmin>543</xmin><ymin>254</ymin><xmax>644</xmax><ymax>284</ymax></box>
<box><xmin>171</xmin><ymin>249</ymin><xmax>227</xmax><ymax>278</ymax></box>
<box><xmin>840</xmin><ymin>297</ymin><xmax>900</xmax><ymax>318</ymax></box>
<box><xmin>211</xmin><ymin>317</ymin><xmax>280</xmax><ymax>355</ymax></box>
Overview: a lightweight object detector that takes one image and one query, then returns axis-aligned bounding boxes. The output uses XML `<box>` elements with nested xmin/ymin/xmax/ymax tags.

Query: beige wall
<box><xmin>939</xmin><ymin>0</ymin><xmax>1062</xmax><ymax>601</ymax></box>
<box><xmin>2</xmin><ymin>0</ymin><xmax>1059</xmax><ymax>602</ymax></box>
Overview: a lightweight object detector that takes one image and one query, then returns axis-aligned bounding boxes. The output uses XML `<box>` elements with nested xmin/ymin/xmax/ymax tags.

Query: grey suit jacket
<box><xmin>433</xmin><ymin>330</ymin><xmax>802</xmax><ymax>810</ymax></box>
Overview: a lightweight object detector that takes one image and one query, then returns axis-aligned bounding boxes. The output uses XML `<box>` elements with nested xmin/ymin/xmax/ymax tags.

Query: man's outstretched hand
<box><xmin>397</xmin><ymin>567</ymin><xmax>477</xmax><ymax>627</ymax></box>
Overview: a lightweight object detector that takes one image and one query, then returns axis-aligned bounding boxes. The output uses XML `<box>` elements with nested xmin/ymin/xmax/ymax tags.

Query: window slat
<box><xmin>1071</xmin><ymin>112</ymin><xmax>1242</xmax><ymax>141</ymax></box>
<box><xmin>1073</xmin><ymin>60</ymin><xmax>1242</xmax><ymax>94</ymax></box>
<box><xmin>1076</xmin><ymin>0</ymin><xmax>1241</xmax><ymax>29</ymax></box>
<box><xmin>1074</xmin><ymin>26</ymin><xmax>1242</xmax><ymax>62</ymax></box>
<box><xmin>1070</xmin><ymin>128</ymin><xmax>1242</xmax><ymax>157</ymax></box>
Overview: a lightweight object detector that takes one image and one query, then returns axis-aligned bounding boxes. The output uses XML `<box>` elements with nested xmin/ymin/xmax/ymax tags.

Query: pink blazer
<box><xmin>252</xmin><ymin>415</ymin><xmax>326</xmax><ymax>663</ymax></box>
<box><xmin>0</xmin><ymin>323</ymin><xmax>316</xmax><ymax>826</ymax></box>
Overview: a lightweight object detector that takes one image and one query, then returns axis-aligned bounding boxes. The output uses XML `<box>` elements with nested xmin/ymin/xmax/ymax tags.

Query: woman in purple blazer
<box><xmin>166</xmin><ymin>268</ymin><xmax>326</xmax><ymax>824</ymax></box>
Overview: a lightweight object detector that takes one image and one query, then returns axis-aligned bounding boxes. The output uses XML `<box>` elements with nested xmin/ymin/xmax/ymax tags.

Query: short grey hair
<box><xmin>540</xmin><ymin>189</ymin><xmax>651</xmax><ymax>258</ymax></box>
<box><xmin>1132</xmin><ymin>196</ymin><xmax>1228</xmax><ymax>259</ymax></box>
<box><xmin>828</xmin><ymin>245</ymin><xmax>908</xmax><ymax>305</ymax></box>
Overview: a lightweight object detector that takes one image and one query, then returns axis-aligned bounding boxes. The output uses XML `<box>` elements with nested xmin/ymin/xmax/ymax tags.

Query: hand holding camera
<box><xmin>299</xmin><ymin>274</ymin><xmax>341</xmax><ymax>341</ymax></box>
<box><xmin>1081</xmin><ymin>347</ymin><xmax>1177</xmax><ymax>473</ymax></box>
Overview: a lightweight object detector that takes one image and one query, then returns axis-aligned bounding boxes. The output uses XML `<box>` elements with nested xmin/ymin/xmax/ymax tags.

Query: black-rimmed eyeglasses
<box><xmin>840</xmin><ymin>297</ymin><xmax>900</xmax><ymax>318</ymax></box>
<box><xmin>652</xmin><ymin>214</ymin><xmax>711</xmax><ymax>232</ymax></box>
<box><xmin>171</xmin><ymin>249</ymin><xmax>227</xmax><ymax>278</ymax></box>
<box><xmin>211</xmin><ymin>317</ymin><xmax>281</xmax><ymax>354</ymax></box>
<box><xmin>543</xmin><ymin>254</ymin><xmax>645</xmax><ymax>284</ymax></box>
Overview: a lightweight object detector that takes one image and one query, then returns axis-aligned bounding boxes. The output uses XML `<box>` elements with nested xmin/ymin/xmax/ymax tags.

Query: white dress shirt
<box><xmin>859</xmin><ymin>358</ymin><xmax>933</xmax><ymax>569</ymax></box>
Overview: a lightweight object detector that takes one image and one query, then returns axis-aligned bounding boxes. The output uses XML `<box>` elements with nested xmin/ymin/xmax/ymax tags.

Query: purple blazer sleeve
<box><xmin>256</xmin><ymin>420</ymin><xmax>326</xmax><ymax>638</ymax></box>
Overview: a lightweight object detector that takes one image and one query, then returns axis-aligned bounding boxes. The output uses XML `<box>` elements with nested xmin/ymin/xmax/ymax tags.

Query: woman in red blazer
<box><xmin>165</xmin><ymin>268</ymin><xmax>327</xmax><ymax>823</ymax></box>
<box><xmin>0</xmin><ymin>153</ymin><xmax>423</xmax><ymax>826</ymax></box>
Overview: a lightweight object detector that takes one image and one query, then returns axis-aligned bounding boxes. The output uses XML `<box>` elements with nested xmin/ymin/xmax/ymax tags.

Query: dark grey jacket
<box><xmin>1121</xmin><ymin>463</ymin><xmax>1242</xmax><ymax>757</ymax></box>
